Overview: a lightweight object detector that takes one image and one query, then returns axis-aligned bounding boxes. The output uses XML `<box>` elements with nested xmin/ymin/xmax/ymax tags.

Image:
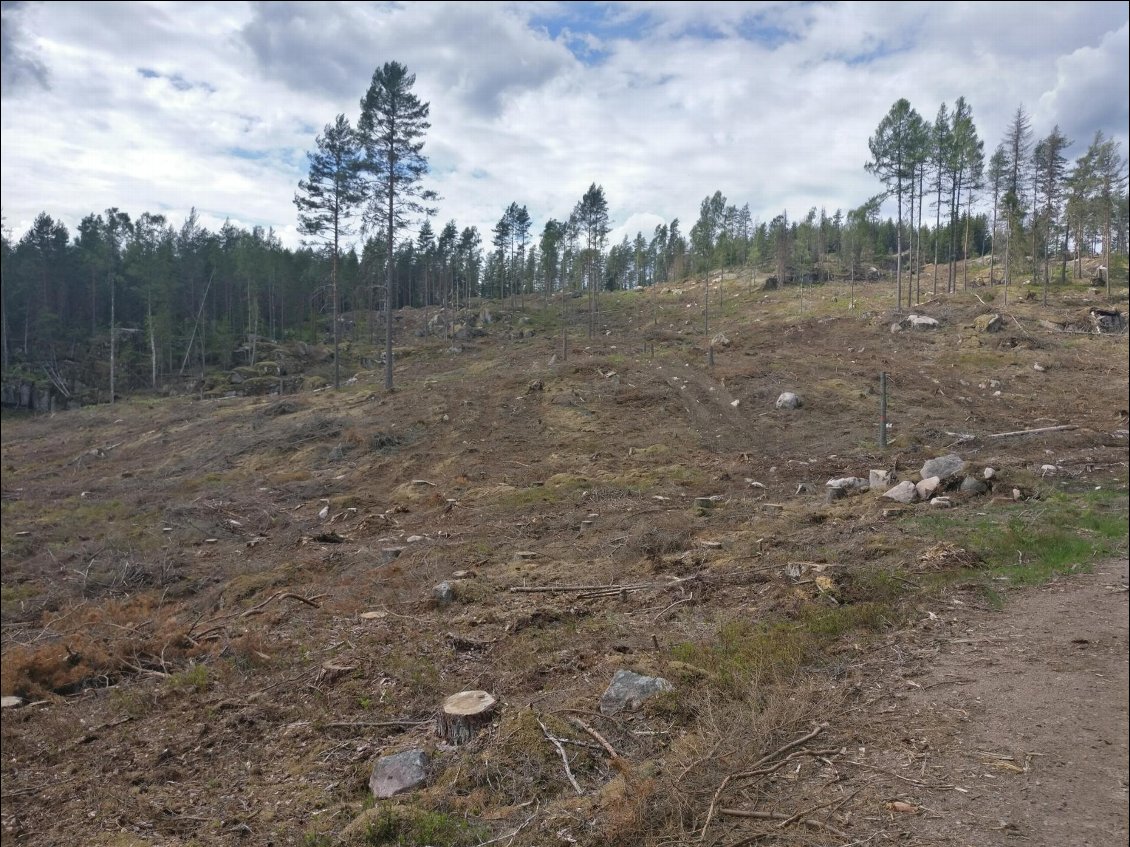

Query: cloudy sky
<box><xmin>2</xmin><ymin>1</ymin><xmax>1127</xmax><ymax>250</ymax></box>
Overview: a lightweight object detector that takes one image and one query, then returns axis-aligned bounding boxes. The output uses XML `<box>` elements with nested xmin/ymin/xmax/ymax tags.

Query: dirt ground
<box><xmin>837</xmin><ymin>560</ymin><xmax>1129</xmax><ymax>847</ymax></box>
<box><xmin>2</xmin><ymin>271</ymin><xmax>1127</xmax><ymax>846</ymax></box>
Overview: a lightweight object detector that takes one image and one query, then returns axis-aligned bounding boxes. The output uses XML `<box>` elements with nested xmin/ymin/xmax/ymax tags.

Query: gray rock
<box><xmin>775</xmin><ymin>392</ymin><xmax>802</xmax><ymax>410</ymax></box>
<box><xmin>869</xmin><ymin>469</ymin><xmax>893</xmax><ymax>490</ymax></box>
<box><xmin>433</xmin><ymin>582</ymin><xmax>455</xmax><ymax>605</ymax></box>
<box><xmin>1</xmin><ymin>696</ymin><xmax>24</xmax><ymax>710</ymax></box>
<box><xmin>826</xmin><ymin>477</ymin><xmax>869</xmax><ymax>492</ymax></box>
<box><xmin>370</xmin><ymin>750</ymin><xmax>429</xmax><ymax>798</ymax></box>
<box><xmin>904</xmin><ymin>314</ymin><xmax>940</xmax><ymax>330</ymax></box>
<box><xmin>974</xmin><ymin>313</ymin><xmax>1003</xmax><ymax>332</ymax></box>
<box><xmin>883</xmin><ymin>481</ymin><xmax>918</xmax><ymax>504</ymax></box>
<box><xmin>959</xmin><ymin>476</ymin><xmax>989</xmax><ymax>495</ymax></box>
<box><xmin>915</xmin><ymin>476</ymin><xmax>941</xmax><ymax>500</ymax></box>
<box><xmin>930</xmin><ymin>496</ymin><xmax>953</xmax><ymax>508</ymax></box>
<box><xmin>599</xmin><ymin>669</ymin><xmax>673</xmax><ymax>715</ymax></box>
<box><xmin>920</xmin><ymin>454</ymin><xmax>966</xmax><ymax>482</ymax></box>
<box><xmin>983</xmin><ymin>467</ymin><xmax>997</xmax><ymax>480</ymax></box>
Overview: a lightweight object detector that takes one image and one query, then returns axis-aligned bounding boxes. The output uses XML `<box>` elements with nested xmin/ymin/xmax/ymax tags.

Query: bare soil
<box><xmin>2</xmin><ymin>271</ymin><xmax>1127</xmax><ymax>846</ymax></box>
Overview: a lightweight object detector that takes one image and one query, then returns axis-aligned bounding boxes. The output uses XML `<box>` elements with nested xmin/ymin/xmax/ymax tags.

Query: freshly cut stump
<box><xmin>436</xmin><ymin>690</ymin><xmax>497</xmax><ymax>745</ymax></box>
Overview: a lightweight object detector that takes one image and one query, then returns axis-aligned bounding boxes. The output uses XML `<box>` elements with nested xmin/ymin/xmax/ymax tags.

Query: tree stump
<box><xmin>435</xmin><ymin>690</ymin><xmax>496</xmax><ymax>745</ymax></box>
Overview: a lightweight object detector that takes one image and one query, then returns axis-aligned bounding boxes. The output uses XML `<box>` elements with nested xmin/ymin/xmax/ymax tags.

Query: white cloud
<box><xmin>1</xmin><ymin>1</ymin><xmax>1126</xmax><ymax>251</ymax></box>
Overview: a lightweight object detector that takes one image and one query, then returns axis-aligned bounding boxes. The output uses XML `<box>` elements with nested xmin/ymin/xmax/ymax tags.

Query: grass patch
<box><xmin>670</xmin><ymin>601</ymin><xmax>893</xmax><ymax>696</ymax></box>
<box><xmin>912</xmin><ymin>488</ymin><xmax>1128</xmax><ymax>594</ymax></box>
<box><xmin>359</xmin><ymin>805</ymin><xmax>483</xmax><ymax>847</ymax></box>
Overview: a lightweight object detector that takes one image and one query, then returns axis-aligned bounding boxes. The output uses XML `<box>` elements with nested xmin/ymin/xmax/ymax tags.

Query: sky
<box><xmin>2</xmin><ymin>1</ymin><xmax>1128</xmax><ymax>251</ymax></box>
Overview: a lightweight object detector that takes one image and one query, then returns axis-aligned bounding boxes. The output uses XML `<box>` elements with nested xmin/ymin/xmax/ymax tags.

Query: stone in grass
<box><xmin>1</xmin><ymin>696</ymin><xmax>24</xmax><ymax>710</ymax></box>
<box><xmin>599</xmin><ymin>669</ymin><xmax>673</xmax><ymax>716</ymax></box>
<box><xmin>915</xmin><ymin>476</ymin><xmax>941</xmax><ymax>500</ymax></box>
<box><xmin>883</xmin><ymin>481</ymin><xmax>918</xmax><ymax>504</ymax></box>
<box><xmin>775</xmin><ymin>392</ymin><xmax>802</xmax><ymax>410</ymax></box>
<box><xmin>960</xmin><ymin>476</ymin><xmax>990</xmax><ymax>495</ymax></box>
<box><xmin>370</xmin><ymin>749</ymin><xmax>429</xmax><ymax>798</ymax></box>
<box><xmin>869</xmin><ymin>470</ymin><xmax>893</xmax><ymax>490</ymax></box>
<box><xmin>432</xmin><ymin>582</ymin><xmax>455</xmax><ymax>605</ymax></box>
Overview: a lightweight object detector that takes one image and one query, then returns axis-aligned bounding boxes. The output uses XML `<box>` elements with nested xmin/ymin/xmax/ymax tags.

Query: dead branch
<box><xmin>239</xmin><ymin>592</ymin><xmax>326</xmax><ymax>618</ymax></box>
<box><xmin>701</xmin><ymin>723</ymin><xmax>826</xmax><ymax>840</ymax></box>
<box><xmin>986</xmin><ymin>424</ymin><xmax>1077</xmax><ymax>439</ymax></box>
<box><xmin>569</xmin><ymin>716</ymin><xmax>620</xmax><ymax>759</ymax></box>
<box><xmin>536</xmin><ymin>717</ymin><xmax>583</xmax><ymax>794</ymax></box>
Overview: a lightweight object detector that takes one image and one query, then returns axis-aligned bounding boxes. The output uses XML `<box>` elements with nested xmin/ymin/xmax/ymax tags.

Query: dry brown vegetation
<box><xmin>2</xmin><ymin>267</ymin><xmax>1127</xmax><ymax>846</ymax></box>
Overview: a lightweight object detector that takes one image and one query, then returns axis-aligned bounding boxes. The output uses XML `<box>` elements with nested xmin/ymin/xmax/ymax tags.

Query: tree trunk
<box><xmin>436</xmin><ymin>690</ymin><xmax>496</xmax><ymax>745</ymax></box>
<box><xmin>109</xmin><ymin>272</ymin><xmax>116</xmax><ymax>405</ymax></box>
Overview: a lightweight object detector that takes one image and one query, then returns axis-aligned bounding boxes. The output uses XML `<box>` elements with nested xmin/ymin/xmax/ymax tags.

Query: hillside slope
<box><xmin>2</xmin><ymin>274</ymin><xmax>1127</xmax><ymax>846</ymax></box>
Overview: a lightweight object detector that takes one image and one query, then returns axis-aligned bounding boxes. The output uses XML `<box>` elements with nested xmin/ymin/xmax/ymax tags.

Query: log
<box><xmin>435</xmin><ymin>690</ymin><xmax>497</xmax><ymax>745</ymax></box>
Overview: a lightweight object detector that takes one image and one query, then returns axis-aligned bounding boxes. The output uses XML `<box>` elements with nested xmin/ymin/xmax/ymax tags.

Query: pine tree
<box><xmin>358</xmin><ymin>62</ymin><xmax>436</xmax><ymax>391</ymax></box>
<box><xmin>866</xmin><ymin>99</ymin><xmax>921</xmax><ymax>309</ymax></box>
<box><xmin>295</xmin><ymin>114</ymin><xmax>365</xmax><ymax>388</ymax></box>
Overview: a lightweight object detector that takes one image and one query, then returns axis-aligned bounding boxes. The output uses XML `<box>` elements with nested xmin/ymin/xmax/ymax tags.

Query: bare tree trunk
<box><xmin>109</xmin><ymin>272</ymin><xmax>116</xmax><ymax>405</ymax></box>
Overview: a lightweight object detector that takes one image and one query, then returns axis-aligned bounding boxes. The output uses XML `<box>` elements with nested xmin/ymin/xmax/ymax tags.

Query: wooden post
<box><xmin>879</xmin><ymin>371</ymin><xmax>888</xmax><ymax>449</ymax></box>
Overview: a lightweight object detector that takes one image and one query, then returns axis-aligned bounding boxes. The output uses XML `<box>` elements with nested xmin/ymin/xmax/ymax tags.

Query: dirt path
<box><xmin>858</xmin><ymin>561</ymin><xmax>1129</xmax><ymax>846</ymax></box>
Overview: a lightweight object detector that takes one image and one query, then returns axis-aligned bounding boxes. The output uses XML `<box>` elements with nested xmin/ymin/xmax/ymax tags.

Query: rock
<box><xmin>599</xmin><ymin>669</ymin><xmax>673</xmax><ymax>715</ymax></box>
<box><xmin>974</xmin><ymin>313</ymin><xmax>1003</xmax><ymax>332</ymax></box>
<box><xmin>1040</xmin><ymin>464</ymin><xmax>1059</xmax><ymax>476</ymax></box>
<box><xmin>406</xmin><ymin>535</ymin><xmax>425</xmax><ymax>543</ymax></box>
<box><xmin>513</xmin><ymin>551</ymin><xmax>538</xmax><ymax>560</ymax></box>
<box><xmin>359</xmin><ymin>611</ymin><xmax>388</xmax><ymax>621</ymax></box>
<box><xmin>370</xmin><ymin>750</ymin><xmax>429</xmax><ymax>798</ymax></box>
<box><xmin>883</xmin><ymin>481</ymin><xmax>918</xmax><ymax>504</ymax></box>
<box><xmin>920</xmin><ymin>454</ymin><xmax>966</xmax><ymax>482</ymax></box>
<box><xmin>775</xmin><ymin>392</ymin><xmax>802</xmax><ymax>410</ymax></box>
<box><xmin>825</xmin><ymin>486</ymin><xmax>847</xmax><ymax>504</ymax></box>
<box><xmin>983</xmin><ymin>467</ymin><xmax>997</xmax><ymax>480</ymax></box>
<box><xmin>930</xmin><ymin>496</ymin><xmax>952</xmax><ymax>508</ymax></box>
<box><xmin>959</xmin><ymin>476</ymin><xmax>989</xmax><ymax>495</ymax></box>
<box><xmin>711</xmin><ymin>332</ymin><xmax>731</xmax><ymax>348</ymax></box>
<box><xmin>730</xmin><ymin>399</ymin><xmax>740</xmax><ymax>408</ymax></box>
<box><xmin>1033</xmin><ymin>362</ymin><xmax>1047</xmax><ymax>372</ymax></box>
<box><xmin>895</xmin><ymin>314</ymin><xmax>940</xmax><ymax>331</ymax></box>
<box><xmin>869</xmin><ymin>469</ymin><xmax>893</xmax><ymax>490</ymax></box>
<box><xmin>916</xmin><ymin>476</ymin><xmax>941</xmax><ymax>500</ymax></box>
<box><xmin>1</xmin><ymin>696</ymin><xmax>24</xmax><ymax>710</ymax></box>
<box><xmin>436</xmin><ymin>690</ymin><xmax>497</xmax><ymax>744</ymax></box>
<box><xmin>433</xmin><ymin>582</ymin><xmax>455</xmax><ymax>605</ymax></box>
<box><xmin>826</xmin><ymin>477</ymin><xmax>869</xmax><ymax>492</ymax></box>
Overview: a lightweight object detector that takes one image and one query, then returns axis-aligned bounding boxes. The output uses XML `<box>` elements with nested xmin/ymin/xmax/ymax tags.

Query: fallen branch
<box><xmin>719</xmin><ymin>808</ymin><xmax>850</xmax><ymax>838</ymax></box>
<box><xmin>240</xmin><ymin>592</ymin><xmax>326</xmax><ymax>618</ymax></box>
<box><xmin>569</xmin><ymin>716</ymin><xmax>620</xmax><ymax>759</ymax></box>
<box><xmin>986</xmin><ymin>424</ymin><xmax>1077</xmax><ymax>439</ymax></box>
<box><xmin>536</xmin><ymin>717</ymin><xmax>583</xmax><ymax>794</ymax></box>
